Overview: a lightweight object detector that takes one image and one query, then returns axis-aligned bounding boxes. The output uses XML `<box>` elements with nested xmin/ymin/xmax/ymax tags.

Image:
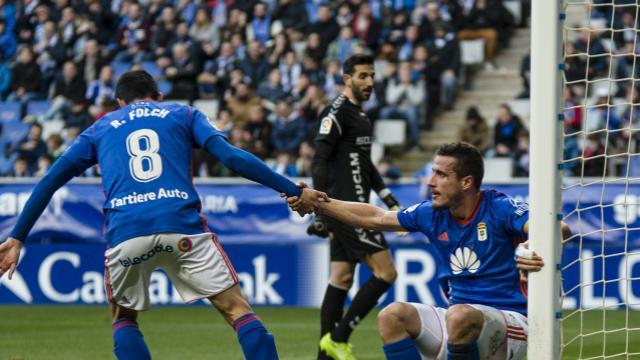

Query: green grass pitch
<box><xmin>1</xmin><ymin>306</ymin><xmax>639</xmax><ymax>359</ymax></box>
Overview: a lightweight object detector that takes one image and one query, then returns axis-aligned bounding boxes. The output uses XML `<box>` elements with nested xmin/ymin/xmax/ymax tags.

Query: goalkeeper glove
<box><xmin>307</xmin><ymin>215</ymin><xmax>330</xmax><ymax>238</ymax></box>
<box><xmin>381</xmin><ymin>193</ymin><xmax>407</xmax><ymax>236</ymax></box>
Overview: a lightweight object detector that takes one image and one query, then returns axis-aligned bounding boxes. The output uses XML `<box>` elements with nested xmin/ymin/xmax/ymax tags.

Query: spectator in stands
<box><xmin>323</xmin><ymin>59</ymin><xmax>343</xmax><ymax>100</ymax></box>
<box><xmin>308</xmin><ymin>4</ymin><xmax>340</xmax><ymax>46</ymax></box>
<box><xmin>270</xmin><ymin>100</ymin><xmax>306</xmax><ymax>154</ymax></box>
<box><xmin>0</xmin><ymin>19</ymin><xmax>16</xmax><ymax>59</ymax></box>
<box><xmin>59</xmin><ymin>6</ymin><xmax>79</xmax><ymax>49</ymax></box>
<box><xmin>190</xmin><ymin>6</ymin><xmax>220</xmax><ymax>57</ymax></box>
<box><xmin>198</xmin><ymin>41</ymin><xmax>238</xmax><ymax>99</ymax></box>
<box><xmin>513</xmin><ymin>130</ymin><xmax>530</xmax><ymax>177</ymax></box>
<box><xmin>46</xmin><ymin>133</ymin><xmax>66</xmax><ymax>161</ymax></box>
<box><xmin>239</xmin><ymin>40</ymin><xmax>271</xmax><ymax>88</ymax></box>
<box><xmin>279</xmin><ymin>50</ymin><xmax>302</xmax><ymax>93</ymax></box>
<box><xmin>35</xmin><ymin>20</ymin><xmax>66</xmax><ymax>91</ymax></box>
<box><xmin>377</xmin><ymin>157</ymin><xmax>402</xmax><ymax>181</ymax></box>
<box><xmin>11</xmin><ymin>156</ymin><xmax>30</xmax><ymax>177</ymax></box>
<box><xmin>0</xmin><ymin>50</ymin><xmax>10</xmax><ymax>100</ymax></box>
<box><xmin>86</xmin><ymin>65</ymin><xmax>115</xmax><ymax>106</ymax></box>
<box><xmin>0</xmin><ymin>0</ymin><xmax>16</xmax><ymax>35</ymax></box>
<box><xmin>429</xmin><ymin>24</ymin><xmax>459</xmax><ymax>111</ymax></box>
<box><xmin>296</xmin><ymin>141</ymin><xmax>314</xmax><ymax>177</ymax></box>
<box><xmin>34</xmin><ymin>153</ymin><xmax>52</xmax><ymax>177</ymax></box>
<box><xmin>114</xmin><ymin>3</ymin><xmax>151</xmax><ymax>63</ymax></box>
<box><xmin>247</xmin><ymin>2</ymin><xmax>271</xmax><ymax>46</ymax></box>
<box><xmin>44</xmin><ymin>61</ymin><xmax>87</xmax><ymax>121</ymax></box>
<box><xmin>457</xmin><ymin>0</ymin><xmax>499</xmax><ymax>71</ymax></box>
<box><xmin>245</xmin><ymin>106</ymin><xmax>272</xmax><ymax>160</ymax></box>
<box><xmin>298</xmin><ymin>84</ymin><xmax>328</xmax><ymax>138</ymax></box>
<box><xmin>517</xmin><ymin>53</ymin><xmax>530</xmax><ymax>99</ymax></box>
<box><xmin>151</xmin><ymin>7</ymin><xmax>179</xmax><ymax>59</ymax></box>
<box><xmin>65</xmin><ymin>100</ymin><xmax>93</xmax><ymax>130</ymax></box>
<box><xmin>563</xmin><ymin>86</ymin><xmax>582</xmax><ymax>134</ymax></box>
<box><xmin>271</xmin><ymin>151</ymin><xmax>297</xmax><ymax>177</ymax></box>
<box><xmin>327</xmin><ymin>26</ymin><xmax>361</xmax><ymax>63</ymax></box>
<box><xmin>381</xmin><ymin>62</ymin><xmax>425</xmax><ymax>151</ymax></box>
<box><xmin>257</xmin><ymin>68</ymin><xmax>287</xmax><ymax>111</ymax></box>
<box><xmin>493</xmin><ymin>104</ymin><xmax>524</xmax><ymax>157</ymax></box>
<box><xmin>458</xmin><ymin>106</ymin><xmax>490</xmax><ymax>154</ymax></box>
<box><xmin>573</xmin><ymin>28</ymin><xmax>608</xmax><ymax>80</ymax></box>
<box><xmin>226</xmin><ymin>82</ymin><xmax>261</xmax><ymax>128</ymax></box>
<box><xmin>16</xmin><ymin>123</ymin><xmax>46</xmax><ymax>172</ymax></box>
<box><xmin>583</xmin><ymin>133</ymin><xmax>606</xmax><ymax>177</ymax></box>
<box><xmin>165</xmin><ymin>42</ymin><xmax>200</xmax><ymax>100</ymax></box>
<box><xmin>585</xmin><ymin>90</ymin><xmax>621</xmax><ymax>135</ymax></box>
<box><xmin>302</xmin><ymin>32</ymin><xmax>325</xmax><ymax>66</ymax></box>
<box><xmin>272</xmin><ymin>0</ymin><xmax>308</xmax><ymax>36</ymax></box>
<box><xmin>7</xmin><ymin>46</ymin><xmax>42</xmax><ymax>103</ymax></box>
<box><xmin>267</xmin><ymin>32</ymin><xmax>292</xmax><ymax>66</ymax></box>
<box><xmin>85</xmin><ymin>0</ymin><xmax>116</xmax><ymax>45</ymax></box>
<box><xmin>352</xmin><ymin>2</ymin><xmax>380</xmax><ymax>51</ymax></box>
<box><xmin>397</xmin><ymin>25</ymin><xmax>421</xmax><ymax>62</ymax></box>
<box><xmin>77</xmin><ymin>38</ymin><xmax>107</xmax><ymax>85</ymax></box>
<box><xmin>213</xmin><ymin>108</ymin><xmax>234</xmax><ymax>137</ymax></box>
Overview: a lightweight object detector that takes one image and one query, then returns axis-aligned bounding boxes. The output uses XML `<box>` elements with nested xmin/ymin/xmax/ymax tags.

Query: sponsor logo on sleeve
<box><xmin>319</xmin><ymin>117</ymin><xmax>332</xmax><ymax>135</ymax></box>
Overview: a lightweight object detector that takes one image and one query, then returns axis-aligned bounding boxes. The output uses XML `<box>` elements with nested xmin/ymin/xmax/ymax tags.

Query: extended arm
<box><xmin>205</xmin><ymin>135</ymin><xmax>302</xmax><ymax>197</ymax></box>
<box><xmin>316</xmin><ymin>198</ymin><xmax>406</xmax><ymax>232</ymax></box>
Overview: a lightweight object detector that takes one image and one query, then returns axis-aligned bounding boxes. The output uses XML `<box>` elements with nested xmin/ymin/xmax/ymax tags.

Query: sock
<box><xmin>234</xmin><ymin>313</ymin><xmax>279</xmax><ymax>360</ymax></box>
<box><xmin>382</xmin><ymin>337</ymin><xmax>422</xmax><ymax>360</ymax></box>
<box><xmin>318</xmin><ymin>284</ymin><xmax>348</xmax><ymax>359</ymax></box>
<box><xmin>112</xmin><ymin>319</ymin><xmax>151</xmax><ymax>360</ymax></box>
<box><xmin>447</xmin><ymin>342</ymin><xmax>480</xmax><ymax>360</ymax></box>
<box><xmin>332</xmin><ymin>276</ymin><xmax>391</xmax><ymax>342</ymax></box>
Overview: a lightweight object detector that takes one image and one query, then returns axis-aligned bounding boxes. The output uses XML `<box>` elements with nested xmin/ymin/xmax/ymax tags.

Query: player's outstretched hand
<box><xmin>0</xmin><ymin>237</ymin><xmax>22</xmax><ymax>280</ymax></box>
<box><xmin>515</xmin><ymin>241</ymin><xmax>544</xmax><ymax>282</ymax></box>
<box><xmin>282</xmin><ymin>181</ymin><xmax>329</xmax><ymax>216</ymax></box>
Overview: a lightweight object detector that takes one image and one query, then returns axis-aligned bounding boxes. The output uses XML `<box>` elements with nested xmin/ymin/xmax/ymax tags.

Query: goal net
<box><xmin>560</xmin><ymin>1</ymin><xmax>640</xmax><ymax>358</ymax></box>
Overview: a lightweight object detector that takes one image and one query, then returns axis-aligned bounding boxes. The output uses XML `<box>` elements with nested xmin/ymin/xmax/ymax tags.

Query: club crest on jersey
<box><xmin>477</xmin><ymin>222</ymin><xmax>488</xmax><ymax>241</ymax></box>
<box><xmin>319</xmin><ymin>117</ymin><xmax>332</xmax><ymax>135</ymax></box>
<box><xmin>177</xmin><ymin>238</ymin><xmax>193</xmax><ymax>252</ymax></box>
<box><xmin>450</xmin><ymin>247</ymin><xmax>481</xmax><ymax>274</ymax></box>
<box><xmin>438</xmin><ymin>231</ymin><xmax>449</xmax><ymax>242</ymax></box>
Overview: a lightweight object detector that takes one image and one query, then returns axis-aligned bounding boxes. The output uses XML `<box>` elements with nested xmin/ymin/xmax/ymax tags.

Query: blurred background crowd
<box><xmin>0</xmin><ymin>0</ymin><xmax>628</xmax><ymax>181</ymax></box>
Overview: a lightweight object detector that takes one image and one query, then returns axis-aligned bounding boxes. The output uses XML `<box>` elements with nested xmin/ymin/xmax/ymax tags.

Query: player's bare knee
<box><xmin>330</xmin><ymin>272</ymin><xmax>354</xmax><ymax>289</ymax></box>
<box><xmin>374</xmin><ymin>267</ymin><xmax>397</xmax><ymax>284</ymax></box>
<box><xmin>377</xmin><ymin>303</ymin><xmax>406</xmax><ymax>341</ymax></box>
<box><xmin>445</xmin><ymin>305</ymin><xmax>483</xmax><ymax>343</ymax></box>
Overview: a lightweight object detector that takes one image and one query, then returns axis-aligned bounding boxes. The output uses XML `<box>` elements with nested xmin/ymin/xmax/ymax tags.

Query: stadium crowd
<box><xmin>0</xmin><ymin>0</ymin><xmax>522</xmax><ymax>178</ymax></box>
<box><xmin>511</xmin><ymin>2</ymin><xmax>640</xmax><ymax>178</ymax></box>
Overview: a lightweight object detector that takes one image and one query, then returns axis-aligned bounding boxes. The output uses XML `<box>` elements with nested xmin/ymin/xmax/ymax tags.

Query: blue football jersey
<box><xmin>397</xmin><ymin>190</ymin><xmax>529</xmax><ymax>314</ymax></box>
<box><xmin>61</xmin><ymin>101</ymin><xmax>224</xmax><ymax>247</ymax></box>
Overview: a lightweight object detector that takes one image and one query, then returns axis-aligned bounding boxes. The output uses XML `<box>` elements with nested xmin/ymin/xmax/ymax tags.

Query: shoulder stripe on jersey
<box><xmin>328</xmin><ymin>113</ymin><xmax>342</xmax><ymax>136</ymax></box>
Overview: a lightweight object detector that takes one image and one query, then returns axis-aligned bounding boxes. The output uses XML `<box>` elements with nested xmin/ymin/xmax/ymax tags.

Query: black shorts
<box><xmin>327</xmin><ymin>217</ymin><xmax>389</xmax><ymax>262</ymax></box>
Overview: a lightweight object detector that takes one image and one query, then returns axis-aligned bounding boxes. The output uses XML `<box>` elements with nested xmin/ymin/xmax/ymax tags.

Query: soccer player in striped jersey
<box><xmin>288</xmin><ymin>142</ymin><xmax>567</xmax><ymax>360</ymax></box>
<box><xmin>0</xmin><ymin>70</ymin><xmax>324</xmax><ymax>360</ymax></box>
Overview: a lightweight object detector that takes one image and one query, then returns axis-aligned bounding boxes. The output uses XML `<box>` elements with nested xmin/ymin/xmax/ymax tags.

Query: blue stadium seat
<box><xmin>157</xmin><ymin>80</ymin><xmax>172</xmax><ymax>96</ymax></box>
<box><xmin>1</xmin><ymin>120</ymin><xmax>29</xmax><ymax>146</ymax></box>
<box><xmin>140</xmin><ymin>61</ymin><xmax>162</xmax><ymax>78</ymax></box>
<box><xmin>112</xmin><ymin>61</ymin><xmax>131</xmax><ymax>80</ymax></box>
<box><xmin>26</xmin><ymin>100</ymin><xmax>51</xmax><ymax>119</ymax></box>
<box><xmin>0</xmin><ymin>102</ymin><xmax>21</xmax><ymax>123</ymax></box>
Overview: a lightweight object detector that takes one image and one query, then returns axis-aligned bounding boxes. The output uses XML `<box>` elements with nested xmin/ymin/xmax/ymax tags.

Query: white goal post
<box><xmin>529</xmin><ymin>0</ymin><xmax>563</xmax><ymax>359</ymax></box>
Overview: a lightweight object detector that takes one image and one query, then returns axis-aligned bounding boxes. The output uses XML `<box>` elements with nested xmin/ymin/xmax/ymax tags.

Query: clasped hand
<box><xmin>282</xmin><ymin>182</ymin><xmax>330</xmax><ymax>216</ymax></box>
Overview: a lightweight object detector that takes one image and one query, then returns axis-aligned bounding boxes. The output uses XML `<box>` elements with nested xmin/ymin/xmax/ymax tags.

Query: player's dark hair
<box><xmin>342</xmin><ymin>54</ymin><xmax>374</xmax><ymax>75</ymax></box>
<box><xmin>436</xmin><ymin>142</ymin><xmax>484</xmax><ymax>189</ymax></box>
<box><xmin>115</xmin><ymin>70</ymin><xmax>161</xmax><ymax>104</ymax></box>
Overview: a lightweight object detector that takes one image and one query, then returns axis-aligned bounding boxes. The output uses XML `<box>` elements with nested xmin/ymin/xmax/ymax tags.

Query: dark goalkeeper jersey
<box><xmin>311</xmin><ymin>94</ymin><xmax>387</xmax><ymax>203</ymax></box>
